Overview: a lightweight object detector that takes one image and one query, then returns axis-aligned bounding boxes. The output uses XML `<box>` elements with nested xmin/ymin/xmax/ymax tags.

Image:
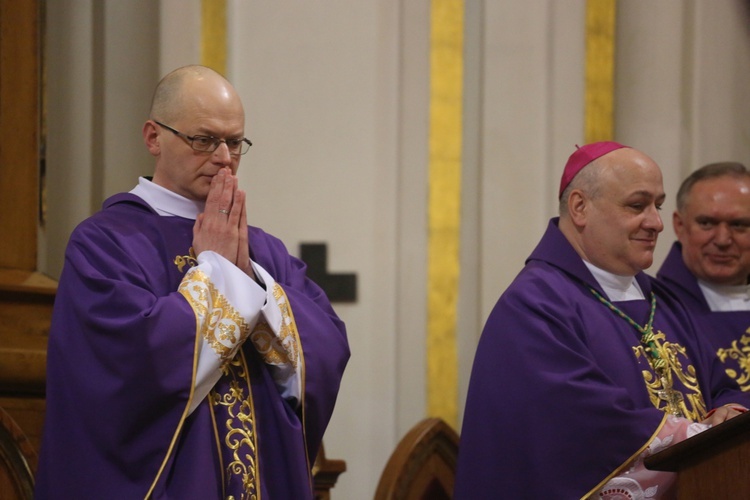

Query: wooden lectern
<box><xmin>645</xmin><ymin>410</ymin><xmax>750</xmax><ymax>499</ymax></box>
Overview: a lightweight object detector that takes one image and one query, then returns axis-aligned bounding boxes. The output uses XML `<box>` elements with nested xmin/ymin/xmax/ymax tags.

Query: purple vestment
<box><xmin>454</xmin><ymin>219</ymin><xmax>750</xmax><ymax>499</ymax></box>
<box><xmin>657</xmin><ymin>241</ymin><xmax>750</xmax><ymax>392</ymax></box>
<box><xmin>35</xmin><ymin>193</ymin><xmax>350</xmax><ymax>499</ymax></box>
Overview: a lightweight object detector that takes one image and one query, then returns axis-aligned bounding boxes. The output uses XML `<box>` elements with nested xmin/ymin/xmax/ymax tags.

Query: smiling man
<box><xmin>35</xmin><ymin>65</ymin><xmax>349</xmax><ymax>499</ymax></box>
<box><xmin>455</xmin><ymin>143</ymin><xmax>750</xmax><ymax>499</ymax></box>
<box><xmin>657</xmin><ymin>162</ymin><xmax>750</xmax><ymax>392</ymax></box>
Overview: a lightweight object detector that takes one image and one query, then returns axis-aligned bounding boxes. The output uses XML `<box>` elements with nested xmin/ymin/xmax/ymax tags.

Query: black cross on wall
<box><xmin>299</xmin><ymin>243</ymin><xmax>357</xmax><ymax>303</ymax></box>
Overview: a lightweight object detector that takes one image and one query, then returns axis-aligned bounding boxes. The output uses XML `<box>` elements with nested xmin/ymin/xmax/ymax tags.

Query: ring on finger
<box><xmin>218</xmin><ymin>209</ymin><xmax>229</xmax><ymax>215</ymax></box>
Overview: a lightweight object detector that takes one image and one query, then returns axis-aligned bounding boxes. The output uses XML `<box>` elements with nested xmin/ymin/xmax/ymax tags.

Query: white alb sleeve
<box><xmin>180</xmin><ymin>251</ymin><xmax>301</xmax><ymax>414</ymax></box>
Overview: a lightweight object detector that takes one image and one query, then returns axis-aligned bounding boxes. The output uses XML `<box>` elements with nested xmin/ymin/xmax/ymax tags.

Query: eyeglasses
<box><xmin>154</xmin><ymin>120</ymin><xmax>252</xmax><ymax>156</ymax></box>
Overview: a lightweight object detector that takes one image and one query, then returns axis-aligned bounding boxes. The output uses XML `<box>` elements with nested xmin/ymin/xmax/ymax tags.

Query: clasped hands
<box><xmin>193</xmin><ymin>167</ymin><xmax>255</xmax><ymax>279</ymax></box>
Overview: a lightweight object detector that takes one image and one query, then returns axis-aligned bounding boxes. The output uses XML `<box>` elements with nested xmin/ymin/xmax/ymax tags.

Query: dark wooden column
<box><xmin>0</xmin><ymin>0</ymin><xmax>53</xmax><ymax>453</ymax></box>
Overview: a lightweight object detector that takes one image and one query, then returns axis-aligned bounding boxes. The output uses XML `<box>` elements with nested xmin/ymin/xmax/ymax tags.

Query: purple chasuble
<box><xmin>657</xmin><ymin>241</ymin><xmax>750</xmax><ymax>392</ymax></box>
<box><xmin>35</xmin><ymin>193</ymin><xmax>350</xmax><ymax>499</ymax></box>
<box><xmin>454</xmin><ymin>218</ymin><xmax>750</xmax><ymax>499</ymax></box>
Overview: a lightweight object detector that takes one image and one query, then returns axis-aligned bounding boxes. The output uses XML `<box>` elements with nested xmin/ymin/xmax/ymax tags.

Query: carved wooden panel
<box><xmin>0</xmin><ymin>0</ymin><xmax>41</xmax><ymax>271</ymax></box>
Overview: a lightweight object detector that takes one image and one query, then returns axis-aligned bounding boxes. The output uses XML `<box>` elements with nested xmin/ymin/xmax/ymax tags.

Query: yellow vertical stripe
<box><xmin>584</xmin><ymin>0</ymin><xmax>616</xmax><ymax>142</ymax></box>
<box><xmin>201</xmin><ymin>0</ymin><xmax>227</xmax><ymax>75</ymax></box>
<box><xmin>427</xmin><ymin>0</ymin><xmax>463</xmax><ymax>429</ymax></box>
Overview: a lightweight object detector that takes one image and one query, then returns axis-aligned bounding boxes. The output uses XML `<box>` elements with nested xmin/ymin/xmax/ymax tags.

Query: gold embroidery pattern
<box><xmin>212</xmin><ymin>352</ymin><xmax>259</xmax><ymax>500</ymax></box>
<box><xmin>248</xmin><ymin>284</ymin><xmax>300</xmax><ymax>370</ymax></box>
<box><xmin>179</xmin><ymin>268</ymin><xmax>251</xmax><ymax>363</ymax></box>
<box><xmin>174</xmin><ymin>247</ymin><xmax>198</xmax><ymax>273</ymax></box>
<box><xmin>717</xmin><ymin>329</ymin><xmax>750</xmax><ymax>392</ymax></box>
<box><xmin>633</xmin><ymin>329</ymin><xmax>707</xmax><ymax>421</ymax></box>
<box><xmin>250</xmin><ymin>321</ymin><xmax>292</xmax><ymax>366</ymax></box>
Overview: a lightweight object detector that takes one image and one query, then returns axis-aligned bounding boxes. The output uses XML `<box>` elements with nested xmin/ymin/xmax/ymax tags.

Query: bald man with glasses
<box><xmin>36</xmin><ymin>65</ymin><xmax>349</xmax><ymax>500</ymax></box>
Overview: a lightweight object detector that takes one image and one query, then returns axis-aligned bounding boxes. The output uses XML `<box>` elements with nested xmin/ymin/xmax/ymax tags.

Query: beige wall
<box><xmin>43</xmin><ymin>0</ymin><xmax>158</xmax><ymax>276</ymax></box>
<box><xmin>615</xmin><ymin>0</ymin><xmax>750</xmax><ymax>271</ymax></box>
<box><xmin>228</xmin><ymin>3</ymin><xmax>405</xmax><ymax>496</ymax></box>
<box><xmin>41</xmin><ymin>1</ymin><xmax>750</xmax><ymax>498</ymax></box>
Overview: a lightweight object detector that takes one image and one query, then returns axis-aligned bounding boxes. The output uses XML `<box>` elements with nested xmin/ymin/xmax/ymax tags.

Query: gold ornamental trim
<box><xmin>584</xmin><ymin>0</ymin><xmax>617</xmax><ymax>143</ymax></box>
<box><xmin>633</xmin><ymin>330</ymin><xmax>707</xmax><ymax>421</ymax></box>
<box><xmin>179</xmin><ymin>268</ymin><xmax>251</xmax><ymax>364</ymax></box>
<box><xmin>201</xmin><ymin>0</ymin><xmax>227</xmax><ymax>75</ymax></box>
<box><xmin>211</xmin><ymin>351</ymin><xmax>260</xmax><ymax>499</ymax></box>
<box><xmin>426</xmin><ymin>0</ymin><xmax>464</xmax><ymax>429</ymax></box>
<box><xmin>716</xmin><ymin>328</ymin><xmax>750</xmax><ymax>392</ymax></box>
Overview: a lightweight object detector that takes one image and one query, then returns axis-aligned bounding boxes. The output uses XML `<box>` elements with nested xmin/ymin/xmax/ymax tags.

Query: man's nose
<box><xmin>212</xmin><ymin>141</ymin><xmax>232</xmax><ymax>164</ymax></box>
<box><xmin>714</xmin><ymin>222</ymin><xmax>733</xmax><ymax>246</ymax></box>
<box><xmin>644</xmin><ymin>205</ymin><xmax>664</xmax><ymax>233</ymax></box>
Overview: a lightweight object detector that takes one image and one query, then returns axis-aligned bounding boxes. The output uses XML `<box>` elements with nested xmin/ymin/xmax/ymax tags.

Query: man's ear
<box><xmin>567</xmin><ymin>189</ymin><xmax>588</xmax><ymax>227</ymax></box>
<box><xmin>673</xmin><ymin>210</ymin><xmax>685</xmax><ymax>240</ymax></box>
<box><xmin>143</xmin><ymin>120</ymin><xmax>160</xmax><ymax>157</ymax></box>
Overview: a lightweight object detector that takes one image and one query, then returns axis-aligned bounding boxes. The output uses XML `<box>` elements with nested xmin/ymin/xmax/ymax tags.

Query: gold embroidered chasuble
<box><xmin>632</xmin><ymin>328</ymin><xmax>707</xmax><ymax>421</ymax></box>
<box><xmin>178</xmin><ymin>266</ymin><xmax>305</xmax><ymax>499</ymax></box>
<box><xmin>717</xmin><ymin>329</ymin><xmax>750</xmax><ymax>392</ymax></box>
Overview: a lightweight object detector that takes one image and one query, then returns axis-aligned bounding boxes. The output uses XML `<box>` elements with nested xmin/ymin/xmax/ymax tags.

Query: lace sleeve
<box><xmin>596</xmin><ymin>415</ymin><xmax>709</xmax><ymax>499</ymax></box>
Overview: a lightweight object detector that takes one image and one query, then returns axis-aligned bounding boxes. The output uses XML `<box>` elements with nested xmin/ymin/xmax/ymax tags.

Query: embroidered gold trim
<box><xmin>249</xmin><ymin>321</ymin><xmax>287</xmax><ymax>364</ymax></box>
<box><xmin>717</xmin><ymin>328</ymin><xmax>750</xmax><ymax>392</ymax></box>
<box><xmin>208</xmin><ymin>391</ymin><xmax>228</xmax><ymax>500</ymax></box>
<box><xmin>266</xmin><ymin>284</ymin><xmax>311</xmax><ymax>488</ymax></box>
<box><xmin>174</xmin><ymin>247</ymin><xmax>198</xmax><ymax>273</ymax></box>
<box><xmin>247</xmin><ymin>284</ymin><xmax>300</xmax><ymax>370</ymax></box>
<box><xmin>212</xmin><ymin>351</ymin><xmax>259</xmax><ymax>499</ymax></box>
<box><xmin>582</xmin><ymin>413</ymin><xmax>669</xmax><ymax>499</ymax></box>
<box><xmin>145</xmin><ymin>296</ymin><xmax>204</xmax><ymax>499</ymax></box>
<box><xmin>179</xmin><ymin>268</ymin><xmax>251</xmax><ymax>364</ymax></box>
<box><xmin>633</xmin><ymin>329</ymin><xmax>707</xmax><ymax>421</ymax></box>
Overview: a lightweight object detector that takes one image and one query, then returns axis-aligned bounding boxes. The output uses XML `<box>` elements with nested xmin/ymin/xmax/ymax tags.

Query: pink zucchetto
<box><xmin>558</xmin><ymin>141</ymin><xmax>629</xmax><ymax>197</ymax></box>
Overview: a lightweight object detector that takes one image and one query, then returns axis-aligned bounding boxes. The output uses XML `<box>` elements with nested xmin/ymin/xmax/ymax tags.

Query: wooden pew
<box><xmin>374</xmin><ymin>418</ymin><xmax>459</xmax><ymax>500</ymax></box>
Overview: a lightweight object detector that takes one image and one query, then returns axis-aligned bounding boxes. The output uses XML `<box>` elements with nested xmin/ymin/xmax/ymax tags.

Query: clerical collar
<box><xmin>698</xmin><ymin>280</ymin><xmax>750</xmax><ymax>312</ymax></box>
<box><xmin>583</xmin><ymin>261</ymin><xmax>645</xmax><ymax>301</ymax></box>
<box><xmin>130</xmin><ymin>177</ymin><xmax>205</xmax><ymax>219</ymax></box>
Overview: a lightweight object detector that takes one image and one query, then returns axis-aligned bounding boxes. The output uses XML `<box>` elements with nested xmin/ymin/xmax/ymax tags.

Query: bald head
<box><xmin>559</xmin><ymin>148</ymin><xmax>658</xmax><ymax>216</ymax></box>
<box><xmin>558</xmin><ymin>146</ymin><xmax>665</xmax><ymax>275</ymax></box>
<box><xmin>143</xmin><ymin>65</ymin><xmax>247</xmax><ymax>201</ymax></box>
<box><xmin>149</xmin><ymin>65</ymin><xmax>244</xmax><ymax>124</ymax></box>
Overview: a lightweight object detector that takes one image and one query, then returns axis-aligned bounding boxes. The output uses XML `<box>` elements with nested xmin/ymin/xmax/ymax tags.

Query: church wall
<box><xmin>224</xmin><ymin>3</ymin><xmax>404</xmax><ymax>497</ymax></box>
<box><xmin>39</xmin><ymin>1</ymin><xmax>750</xmax><ymax>498</ymax></box>
<box><xmin>615</xmin><ymin>0</ymin><xmax>750</xmax><ymax>272</ymax></box>
<box><xmin>615</xmin><ymin>0</ymin><xmax>688</xmax><ymax>268</ymax></box>
<box><xmin>43</xmin><ymin>0</ymin><xmax>158</xmax><ymax>277</ymax></box>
